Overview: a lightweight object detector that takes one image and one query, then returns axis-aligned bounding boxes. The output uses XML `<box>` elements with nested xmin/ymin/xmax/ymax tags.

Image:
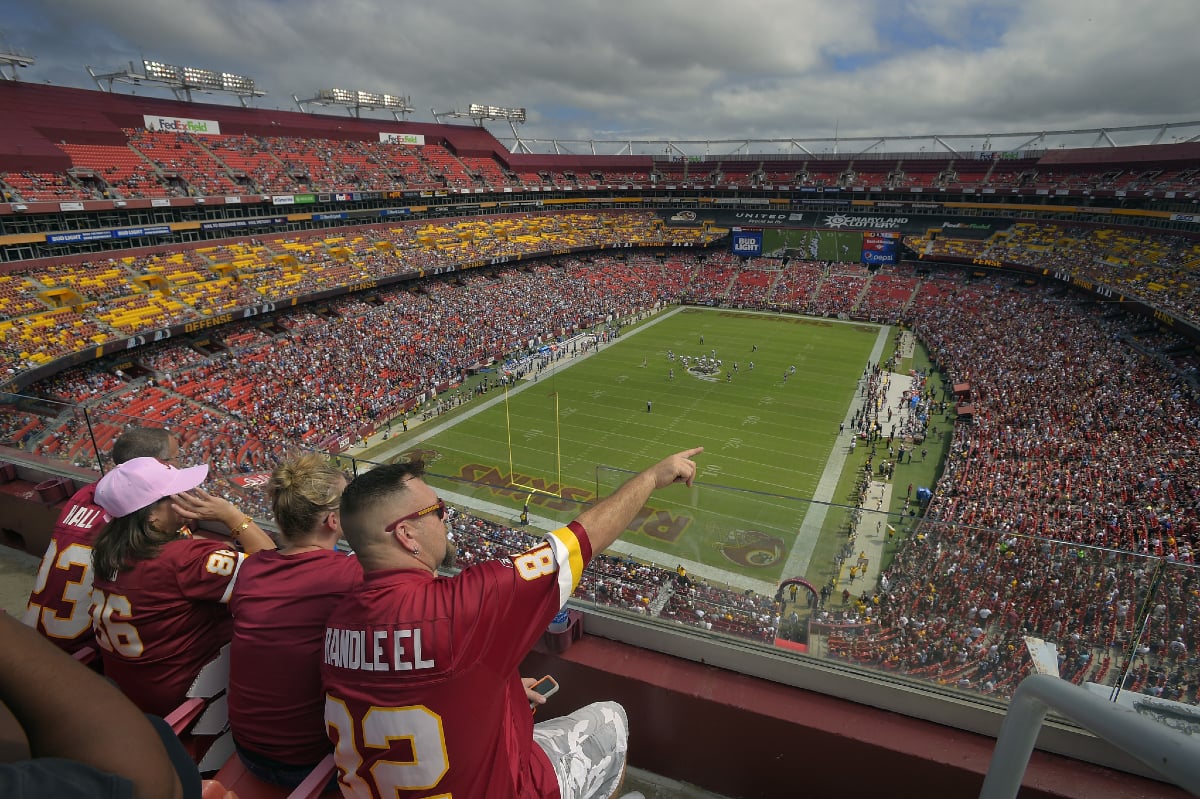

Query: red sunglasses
<box><xmin>385</xmin><ymin>498</ymin><xmax>447</xmax><ymax>532</ymax></box>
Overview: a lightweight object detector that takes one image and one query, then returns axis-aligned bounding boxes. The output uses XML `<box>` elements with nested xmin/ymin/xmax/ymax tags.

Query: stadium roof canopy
<box><xmin>498</xmin><ymin>119</ymin><xmax>1200</xmax><ymax>160</ymax></box>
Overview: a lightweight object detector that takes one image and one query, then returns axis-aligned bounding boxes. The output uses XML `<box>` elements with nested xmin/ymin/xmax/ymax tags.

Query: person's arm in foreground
<box><xmin>0</xmin><ymin>612</ymin><xmax>182</xmax><ymax>799</ymax></box>
<box><xmin>575</xmin><ymin>446</ymin><xmax>703</xmax><ymax>554</ymax></box>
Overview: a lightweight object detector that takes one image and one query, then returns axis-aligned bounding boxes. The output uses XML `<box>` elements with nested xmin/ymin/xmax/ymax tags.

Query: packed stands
<box><xmin>450</xmin><ymin>512</ymin><xmax>778</xmax><ymax>644</ymax></box>
<box><xmin>3</xmin><ymin>242</ymin><xmax>1198</xmax><ymax>704</ymax></box>
<box><xmin>768</xmin><ymin>260</ymin><xmax>825</xmax><ymax>312</ymax></box>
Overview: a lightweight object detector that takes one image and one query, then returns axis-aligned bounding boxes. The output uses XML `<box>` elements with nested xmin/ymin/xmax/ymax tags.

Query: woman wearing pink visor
<box><xmin>89</xmin><ymin>457</ymin><xmax>275</xmax><ymax>716</ymax></box>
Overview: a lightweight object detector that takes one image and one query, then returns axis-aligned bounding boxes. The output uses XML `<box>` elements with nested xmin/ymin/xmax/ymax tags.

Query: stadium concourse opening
<box><xmin>1</xmin><ymin>78</ymin><xmax>1199</xmax><ymax>797</ymax></box>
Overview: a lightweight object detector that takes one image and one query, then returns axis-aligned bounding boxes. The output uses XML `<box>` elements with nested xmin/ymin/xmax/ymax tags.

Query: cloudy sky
<box><xmin>3</xmin><ymin>0</ymin><xmax>1198</xmax><ymax>152</ymax></box>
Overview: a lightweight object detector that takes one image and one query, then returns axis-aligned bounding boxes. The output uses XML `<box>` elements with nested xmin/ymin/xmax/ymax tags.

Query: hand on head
<box><xmin>170</xmin><ymin>487</ymin><xmax>240</xmax><ymax>527</ymax></box>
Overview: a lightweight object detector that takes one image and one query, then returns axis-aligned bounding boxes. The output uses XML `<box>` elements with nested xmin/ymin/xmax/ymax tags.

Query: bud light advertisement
<box><xmin>731</xmin><ymin>229</ymin><xmax>763</xmax><ymax>256</ymax></box>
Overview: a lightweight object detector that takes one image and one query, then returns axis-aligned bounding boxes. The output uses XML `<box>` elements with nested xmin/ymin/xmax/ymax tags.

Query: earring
<box><xmin>412</xmin><ymin>546</ymin><xmax>420</xmax><ymax>555</ymax></box>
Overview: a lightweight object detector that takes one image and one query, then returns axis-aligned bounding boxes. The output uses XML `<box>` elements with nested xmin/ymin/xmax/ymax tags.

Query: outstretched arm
<box><xmin>575</xmin><ymin>447</ymin><xmax>702</xmax><ymax>555</ymax></box>
<box><xmin>0</xmin><ymin>612</ymin><xmax>182</xmax><ymax>799</ymax></box>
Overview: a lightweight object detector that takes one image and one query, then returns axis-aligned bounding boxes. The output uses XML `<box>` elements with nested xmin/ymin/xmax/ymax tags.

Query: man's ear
<box><xmin>390</xmin><ymin>521</ymin><xmax>420</xmax><ymax>554</ymax></box>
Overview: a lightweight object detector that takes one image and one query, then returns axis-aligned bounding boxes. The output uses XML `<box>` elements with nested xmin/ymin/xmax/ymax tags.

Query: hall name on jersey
<box><xmin>324</xmin><ymin>626</ymin><xmax>435</xmax><ymax>672</ymax></box>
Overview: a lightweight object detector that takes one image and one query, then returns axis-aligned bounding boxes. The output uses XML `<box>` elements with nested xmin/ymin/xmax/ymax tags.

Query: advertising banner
<box><xmin>114</xmin><ymin>225</ymin><xmax>172</xmax><ymax>239</ymax></box>
<box><xmin>380</xmin><ymin>132</ymin><xmax>425</xmax><ymax>146</ymax></box>
<box><xmin>861</xmin><ymin>230</ymin><xmax>900</xmax><ymax>266</ymax></box>
<box><xmin>143</xmin><ymin>115</ymin><xmax>221</xmax><ymax>135</ymax></box>
<box><xmin>706</xmin><ymin>210</ymin><xmax>1012</xmax><ymax>236</ymax></box>
<box><xmin>731</xmin><ymin>229</ymin><xmax>763</xmax><ymax>256</ymax></box>
<box><xmin>47</xmin><ymin>230</ymin><xmax>113</xmax><ymax>244</ymax></box>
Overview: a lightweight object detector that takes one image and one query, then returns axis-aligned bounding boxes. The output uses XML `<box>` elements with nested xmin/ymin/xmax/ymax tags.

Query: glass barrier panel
<box><xmin>0</xmin><ymin>392</ymin><xmax>106</xmax><ymax>472</ymax></box>
<box><xmin>1115</xmin><ymin>558</ymin><xmax>1200</xmax><ymax>726</ymax></box>
<box><xmin>1</xmin><ymin>388</ymin><xmax>1196</xmax><ymax>732</ymax></box>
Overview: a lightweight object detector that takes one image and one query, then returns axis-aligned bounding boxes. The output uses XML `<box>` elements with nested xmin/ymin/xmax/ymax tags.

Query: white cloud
<box><xmin>8</xmin><ymin>0</ymin><xmax>1198</xmax><ymax>144</ymax></box>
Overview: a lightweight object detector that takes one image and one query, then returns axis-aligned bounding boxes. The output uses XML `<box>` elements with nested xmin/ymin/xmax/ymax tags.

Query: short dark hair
<box><xmin>340</xmin><ymin>460</ymin><xmax>426</xmax><ymax>551</ymax></box>
<box><xmin>111</xmin><ymin>427</ymin><xmax>173</xmax><ymax>465</ymax></box>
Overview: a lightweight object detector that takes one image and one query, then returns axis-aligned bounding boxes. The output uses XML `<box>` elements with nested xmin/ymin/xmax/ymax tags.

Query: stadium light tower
<box><xmin>0</xmin><ymin>41</ymin><xmax>34</xmax><ymax>80</ymax></box>
<box><xmin>86</xmin><ymin>59</ymin><xmax>265</xmax><ymax>106</ymax></box>
<box><xmin>293</xmin><ymin>88</ymin><xmax>415</xmax><ymax>120</ymax></box>
<box><xmin>433</xmin><ymin>103</ymin><xmax>526</xmax><ymax>140</ymax></box>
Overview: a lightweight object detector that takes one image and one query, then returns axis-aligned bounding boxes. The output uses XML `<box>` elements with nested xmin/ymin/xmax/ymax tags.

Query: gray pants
<box><xmin>533</xmin><ymin>701</ymin><xmax>628</xmax><ymax>799</ymax></box>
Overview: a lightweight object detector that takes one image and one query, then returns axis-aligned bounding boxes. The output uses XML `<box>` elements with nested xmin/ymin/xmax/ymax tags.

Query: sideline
<box><xmin>777</xmin><ymin>324</ymin><xmax>893</xmax><ymax>582</ymax></box>
<box><xmin>344</xmin><ymin>305</ymin><xmax>684</xmax><ymax>465</ymax></box>
<box><xmin>829</xmin><ymin>329</ymin><xmax>920</xmax><ymax>600</ymax></box>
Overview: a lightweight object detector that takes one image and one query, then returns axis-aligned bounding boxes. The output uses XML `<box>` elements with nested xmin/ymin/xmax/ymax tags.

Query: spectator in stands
<box><xmin>89</xmin><ymin>457</ymin><xmax>276</xmax><ymax>716</ymax></box>
<box><xmin>23</xmin><ymin>425</ymin><xmax>178</xmax><ymax>654</ymax></box>
<box><xmin>227</xmin><ymin>453</ymin><xmax>360</xmax><ymax>788</ymax></box>
<box><xmin>0</xmin><ymin>609</ymin><xmax>200</xmax><ymax>799</ymax></box>
<box><xmin>322</xmin><ymin>447</ymin><xmax>701</xmax><ymax>799</ymax></box>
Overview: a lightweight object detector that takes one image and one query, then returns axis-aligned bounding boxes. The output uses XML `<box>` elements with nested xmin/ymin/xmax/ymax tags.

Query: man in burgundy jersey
<box><xmin>229</xmin><ymin>453</ymin><xmax>361</xmax><ymax>788</ymax></box>
<box><xmin>90</xmin><ymin>456</ymin><xmax>276</xmax><ymax>716</ymax></box>
<box><xmin>323</xmin><ymin>447</ymin><xmax>701</xmax><ymax>799</ymax></box>
<box><xmin>23</xmin><ymin>427</ymin><xmax>178</xmax><ymax>654</ymax></box>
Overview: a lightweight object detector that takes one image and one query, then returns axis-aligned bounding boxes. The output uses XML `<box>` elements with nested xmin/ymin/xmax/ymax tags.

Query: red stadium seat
<box><xmin>70</xmin><ymin>644</ymin><xmax>99</xmax><ymax>667</ymax></box>
<box><xmin>165</xmin><ymin>697</ymin><xmax>207</xmax><ymax>736</ymax></box>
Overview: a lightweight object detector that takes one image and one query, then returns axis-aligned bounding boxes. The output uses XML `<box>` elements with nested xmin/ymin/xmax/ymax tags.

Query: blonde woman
<box><xmin>227</xmin><ymin>453</ymin><xmax>362</xmax><ymax>788</ymax></box>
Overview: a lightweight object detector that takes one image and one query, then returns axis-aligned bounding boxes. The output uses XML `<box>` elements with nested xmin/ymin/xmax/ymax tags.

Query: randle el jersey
<box><xmin>321</xmin><ymin>520</ymin><xmax>593</xmax><ymax>799</ymax></box>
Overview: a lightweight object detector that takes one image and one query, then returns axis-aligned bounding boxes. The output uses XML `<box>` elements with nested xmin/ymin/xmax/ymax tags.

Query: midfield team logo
<box><xmin>716</xmin><ymin>529</ymin><xmax>785</xmax><ymax>568</ymax></box>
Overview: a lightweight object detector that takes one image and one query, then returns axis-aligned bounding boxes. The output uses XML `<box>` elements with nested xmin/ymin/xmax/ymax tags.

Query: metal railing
<box><xmin>981</xmin><ymin>674</ymin><xmax>1200</xmax><ymax>798</ymax></box>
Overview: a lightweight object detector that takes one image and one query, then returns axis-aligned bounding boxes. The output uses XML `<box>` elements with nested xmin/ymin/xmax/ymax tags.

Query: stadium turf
<box><xmin>384</xmin><ymin>307</ymin><xmax>882</xmax><ymax>587</ymax></box>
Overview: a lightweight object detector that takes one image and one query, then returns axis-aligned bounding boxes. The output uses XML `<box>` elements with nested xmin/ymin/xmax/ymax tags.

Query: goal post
<box><xmin>502</xmin><ymin>380</ymin><xmax>563</xmax><ymax>499</ymax></box>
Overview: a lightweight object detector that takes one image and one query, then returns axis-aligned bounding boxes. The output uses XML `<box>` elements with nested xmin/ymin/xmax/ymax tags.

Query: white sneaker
<box><xmin>619</xmin><ymin>793</ymin><xmax>646</xmax><ymax>799</ymax></box>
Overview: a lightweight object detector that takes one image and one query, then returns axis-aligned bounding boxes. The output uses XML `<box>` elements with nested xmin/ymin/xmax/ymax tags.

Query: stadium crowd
<box><xmin>824</xmin><ymin>276</ymin><xmax>1199</xmax><ymax>698</ymax></box>
<box><xmin>1</xmin><ymin>222</ymin><xmax>1198</xmax><ymax>703</ymax></box>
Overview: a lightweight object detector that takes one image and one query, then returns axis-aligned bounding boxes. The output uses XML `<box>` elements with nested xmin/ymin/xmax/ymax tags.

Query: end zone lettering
<box><xmin>458</xmin><ymin>463</ymin><xmax>691</xmax><ymax>543</ymax></box>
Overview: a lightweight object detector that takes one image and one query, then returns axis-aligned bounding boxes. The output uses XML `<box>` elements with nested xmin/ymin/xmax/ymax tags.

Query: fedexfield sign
<box><xmin>379</xmin><ymin>132</ymin><xmax>425</xmax><ymax>145</ymax></box>
<box><xmin>143</xmin><ymin>115</ymin><xmax>221</xmax><ymax>135</ymax></box>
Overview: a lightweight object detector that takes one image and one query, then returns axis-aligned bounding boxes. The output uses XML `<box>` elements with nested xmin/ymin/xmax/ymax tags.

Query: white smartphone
<box><xmin>529</xmin><ymin>675</ymin><xmax>559</xmax><ymax>707</ymax></box>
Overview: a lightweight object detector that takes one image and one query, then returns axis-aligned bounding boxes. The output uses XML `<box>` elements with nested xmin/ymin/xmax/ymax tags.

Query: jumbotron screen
<box><xmin>861</xmin><ymin>230</ymin><xmax>901</xmax><ymax>267</ymax></box>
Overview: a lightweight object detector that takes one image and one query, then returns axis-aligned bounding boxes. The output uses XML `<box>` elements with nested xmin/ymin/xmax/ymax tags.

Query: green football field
<box><xmin>397</xmin><ymin>307</ymin><xmax>881</xmax><ymax>585</ymax></box>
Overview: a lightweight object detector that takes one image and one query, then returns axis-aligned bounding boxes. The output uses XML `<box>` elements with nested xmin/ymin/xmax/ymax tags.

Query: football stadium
<box><xmin>0</xmin><ymin>46</ymin><xmax>1198</xmax><ymax>799</ymax></box>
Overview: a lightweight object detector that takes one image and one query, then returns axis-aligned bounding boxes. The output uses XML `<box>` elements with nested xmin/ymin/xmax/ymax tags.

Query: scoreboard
<box><xmin>861</xmin><ymin>230</ymin><xmax>901</xmax><ymax>267</ymax></box>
